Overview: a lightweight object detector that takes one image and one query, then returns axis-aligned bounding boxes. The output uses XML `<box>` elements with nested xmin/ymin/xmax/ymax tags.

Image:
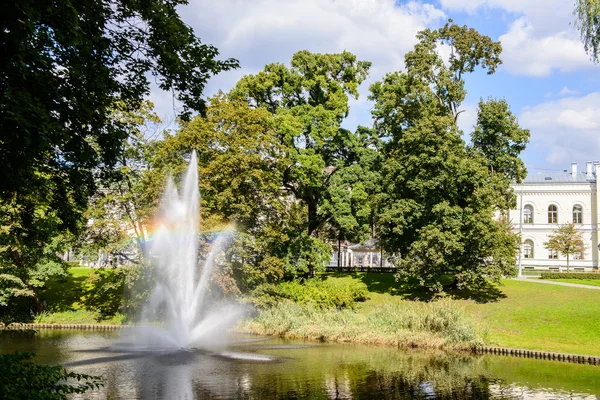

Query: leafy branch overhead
<box><xmin>0</xmin><ymin>0</ymin><xmax>237</xmax><ymax>308</ymax></box>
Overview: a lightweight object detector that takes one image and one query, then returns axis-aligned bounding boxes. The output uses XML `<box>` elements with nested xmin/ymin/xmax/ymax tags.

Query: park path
<box><xmin>514</xmin><ymin>276</ymin><xmax>600</xmax><ymax>290</ymax></box>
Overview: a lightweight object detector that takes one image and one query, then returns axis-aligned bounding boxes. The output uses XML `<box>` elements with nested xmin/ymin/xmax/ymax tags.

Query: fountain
<box><xmin>133</xmin><ymin>151</ymin><xmax>243</xmax><ymax>349</ymax></box>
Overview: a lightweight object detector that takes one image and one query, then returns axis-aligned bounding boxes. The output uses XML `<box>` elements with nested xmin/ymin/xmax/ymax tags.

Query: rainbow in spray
<box><xmin>134</xmin><ymin>151</ymin><xmax>243</xmax><ymax>349</ymax></box>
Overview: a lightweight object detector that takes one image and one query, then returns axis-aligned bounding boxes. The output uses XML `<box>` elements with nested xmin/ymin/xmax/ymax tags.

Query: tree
<box><xmin>544</xmin><ymin>222</ymin><xmax>585</xmax><ymax>271</ymax></box>
<box><xmin>575</xmin><ymin>0</ymin><xmax>600</xmax><ymax>63</ymax></box>
<box><xmin>75</xmin><ymin>101</ymin><xmax>162</xmax><ymax>265</ymax></box>
<box><xmin>370</xmin><ymin>22</ymin><xmax>521</xmax><ymax>291</ymax></box>
<box><xmin>471</xmin><ymin>98</ymin><xmax>530</xmax><ymax>210</ymax></box>
<box><xmin>0</xmin><ymin>0</ymin><xmax>237</xmax><ymax>306</ymax></box>
<box><xmin>230</xmin><ymin>50</ymin><xmax>375</xmax><ymax>275</ymax></box>
<box><xmin>149</xmin><ymin>93</ymin><xmax>291</xmax><ymax>290</ymax></box>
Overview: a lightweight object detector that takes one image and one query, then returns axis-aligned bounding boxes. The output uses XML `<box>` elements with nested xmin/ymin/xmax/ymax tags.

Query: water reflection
<box><xmin>1</xmin><ymin>330</ymin><xmax>599</xmax><ymax>399</ymax></box>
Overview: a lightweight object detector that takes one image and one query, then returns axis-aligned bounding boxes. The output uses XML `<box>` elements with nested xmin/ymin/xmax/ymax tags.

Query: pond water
<box><xmin>1</xmin><ymin>330</ymin><xmax>599</xmax><ymax>399</ymax></box>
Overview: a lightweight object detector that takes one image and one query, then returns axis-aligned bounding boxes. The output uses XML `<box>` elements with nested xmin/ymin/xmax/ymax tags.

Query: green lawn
<box><xmin>38</xmin><ymin>267</ymin><xmax>124</xmax><ymax>325</ymax></box>
<box><xmin>545</xmin><ymin>278</ymin><xmax>600</xmax><ymax>287</ymax></box>
<box><xmin>324</xmin><ymin>273</ymin><xmax>600</xmax><ymax>356</ymax></box>
<box><xmin>40</xmin><ymin>267</ymin><xmax>95</xmax><ymax>312</ymax></box>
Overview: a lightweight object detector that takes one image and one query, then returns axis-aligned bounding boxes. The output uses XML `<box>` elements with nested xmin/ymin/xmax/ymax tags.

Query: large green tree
<box><xmin>76</xmin><ymin>101</ymin><xmax>162</xmax><ymax>265</ymax></box>
<box><xmin>149</xmin><ymin>94</ymin><xmax>291</xmax><ymax>290</ymax></box>
<box><xmin>0</xmin><ymin>0</ymin><xmax>237</xmax><ymax>307</ymax></box>
<box><xmin>230</xmin><ymin>50</ymin><xmax>376</xmax><ymax>275</ymax></box>
<box><xmin>471</xmin><ymin>98</ymin><xmax>530</xmax><ymax>210</ymax></box>
<box><xmin>371</xmin><ymin>22</ymin><xmax>522</xmax><ymax>291</ymax></box>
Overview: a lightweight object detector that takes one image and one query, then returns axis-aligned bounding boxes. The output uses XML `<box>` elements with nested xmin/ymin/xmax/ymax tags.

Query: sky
<box><xmin>149</xmin><ymin>0</ymin><xmax>600</xmax><ymax>174</ymax></box>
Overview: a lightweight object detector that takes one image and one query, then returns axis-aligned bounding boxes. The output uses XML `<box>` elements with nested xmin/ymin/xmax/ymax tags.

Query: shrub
<box><xmin>0</xmin><ymin>352</ymin><xmax>103</xmax><ymax>400</ymax></box>
<box><xmin>250</xmin><ymin>278</ymin><xmax>369</xmax><ymax>309</ymax></box>
<box><xmin>540</xmin><ymin>272</ymin><xmax>600</xmax><ymax>280</ymax></box>
<box><xmin>81</xmin><ymin>269</ymin><xmax>126</xmax><ymax>319</ymax></box>
<box><xmin>239</xmin><ymin>299</ymin><xmax>482</xmax><ymax>346</ymax></box>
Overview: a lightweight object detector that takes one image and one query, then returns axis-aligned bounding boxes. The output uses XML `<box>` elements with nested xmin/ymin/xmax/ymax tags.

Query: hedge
<box><xmin>540</xmin><ymin>272</ymin><xmax>600</xmax><ymax>280</ymax></box>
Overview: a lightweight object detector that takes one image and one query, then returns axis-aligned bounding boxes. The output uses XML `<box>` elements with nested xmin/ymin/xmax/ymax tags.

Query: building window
<box><xmin>548</xmin><ymin>249</ymin><xmax>558</xmax><ymax>259</ymax></box>
<box><xmin>523</xmin><ymin>205</ymin><xmax>534</xmax><ymax>224</ymax></box>
<box><xmin>548</xmin><ymin>205</ymin><xmax>558</xmax><ymax>224</ymax></box>
<box><xmin>573</xmin><ymin>205</ymin><xmax>583</xmax><ymax>224</ymax></box>
<box><xmin>573</xmin><ymin>251</ymin><xmax>584</xmax><ymax>260</ymax></box>
<box><xmin>523</xmin><ymin>240</ymin><xmax>534</xmax><ymax>259</ymax></box>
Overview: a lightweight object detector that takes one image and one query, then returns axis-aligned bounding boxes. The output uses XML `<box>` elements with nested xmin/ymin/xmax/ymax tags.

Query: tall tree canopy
<box><xmin>0</xmin><ymin>0</ymin><xmax>237</xmax><ymax>305</ymax></box>
<box><xmin>230</xmin><ymin>50</ymin><xmax>376</xmax><ymax>275</ymax></box>
<box><xmin>371</xmin><ymin>22</ymin><xmax>523</xmax><ymax>291</ymax></box>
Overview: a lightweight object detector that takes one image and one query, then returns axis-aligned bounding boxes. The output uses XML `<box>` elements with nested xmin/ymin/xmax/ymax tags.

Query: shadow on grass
<box><xmin>39</xmin><ymin>273</ymin><xmax>90</xmax><ymax>312</ymax></box>
<box><xmin>327</xmin><ymin>272</ymin><xmax>507</xmax><ymax>304</ymax></box>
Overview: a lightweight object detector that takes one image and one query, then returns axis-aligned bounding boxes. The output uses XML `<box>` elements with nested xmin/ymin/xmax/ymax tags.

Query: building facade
<box><xmin>510</xmin><ymin>161</ymin><xmax>600</xmax><ymax>273</ymax></box>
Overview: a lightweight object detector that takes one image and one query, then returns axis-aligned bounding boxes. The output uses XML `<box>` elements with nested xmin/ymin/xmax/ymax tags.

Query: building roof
<box><xmin>522</xmin><ymin>172</ymin><xmax>595</xmax><ymax>184</ymax></box>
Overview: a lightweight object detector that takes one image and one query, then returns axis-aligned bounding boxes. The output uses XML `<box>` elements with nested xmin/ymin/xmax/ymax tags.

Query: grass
<box><xmin>458</xmin><ymin>279</ymin><xmax>600</xmax><ymax>356</ymax></box>
<box><xmin>244</xmin><ymin>273</ymin><xmax>600</xmax><ymax>356</ymax></box>
<box><xmin>37</xmin><ymin>267</ymin><xmax>125</xmax><ymax>325</ymax></box>
<box><xmin>239</xmin><ymin>299</ymin><xmax>483</xmax><ymax>350</ymax></box>
<box><xmin>40</xmin><ymin>267</ymin><xmax>96</xmax><ymax>312</ymax></box>
<box><xmin>35</xmin><ymin>310</ymin><xmax>125</xmax><ymax>325</ymax></box>
<box><xmin>545</xmin><ymin>278</ymin><xmax>600</xmax><ymax>287</ymax></box>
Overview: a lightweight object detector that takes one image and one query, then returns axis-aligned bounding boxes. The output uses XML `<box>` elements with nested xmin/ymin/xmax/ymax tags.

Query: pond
<box><xmin>1</xmin><ymin>330</ymin><xmax>599</xmax><ymax>399</ymax></box>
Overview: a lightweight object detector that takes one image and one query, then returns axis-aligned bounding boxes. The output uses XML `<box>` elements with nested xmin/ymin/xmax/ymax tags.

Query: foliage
<box><xmin>470</xmin><ymin>98</ymin><xmax>530</xmax><ymax>210</ymax></box>
<box><xmin>0</xmin><ymin>231</ymin><xmax>70</xmax><ymax>308</ymax></box>
<box><xmin>0</xmin><ymin>352</ymin><xmax>103</xmax><ymax>400</ymax></box>
<box><xmin>230</xmin><ymin>50</ymin><xmax>377</xmax><ymax>275</ymax></box>
<box><xmin>249</xmin><ymin>278</ymin><xmax>369</xmax><ymax>309</ymax></box>
<box><xmin>75</xmin><ymin>101</ymin><xmax>162</xmax><ymax>265</ymax></box>
<box><xmin>80</xmin><ymin>269</ymin><xmax>127</xmax><ymax>319</ymax></box>
<box><xmin>35</xmin><ymin>266</ymin><xmax>150</xmax><ymax>323</ymax></box>
<box><xmin>370</xmin><ymin>21</ymin><xmax>521</xmax><ymax>292</ymax></box>
<box><xmin>544</xmin><ymin>223</ymin><xmax>585</xmax><ymax>271</ymax></box>
<box><xmin>541</xmin><ymin>272</ymin><xmax>600</xmax><ymax>280</ymax></box>
<box><xmin>0</xmin><ymin>0</ymin><xmax>237</xmax><ymax>307</ymax></box>
<box><xmin>575</xmin><ymin>0</ymin><xmax>600</xmax><ymax>63</ymax></box>
<box><xmin>240</xmin><ymin>299</ymin><xmax>482</xmax><ymax>347</ymax></box>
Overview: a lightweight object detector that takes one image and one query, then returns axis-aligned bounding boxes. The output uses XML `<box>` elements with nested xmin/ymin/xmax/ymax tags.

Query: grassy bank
<box><xmin>458</xmin><ymin>279</ymin><xmax>600</xmax><ymax>355</ymax></box>
<box><xmin>242</xmin><ymin>273</ymin><xmax>600</xmax><ymax>356</ymax></box>
<box><xmin>37</xmin><ymin>267</ymin><xmax>125</xmax><ymax>325</ymax></box>
<box><xmin>239</xmin><ymin>299</ymin><xmax>483</xmax><ymax>350</ymax></box>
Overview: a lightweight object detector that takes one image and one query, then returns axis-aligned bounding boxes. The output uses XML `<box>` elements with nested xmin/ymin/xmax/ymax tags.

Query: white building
<box><xmin>510</xmin><ymin>161</ymin><xmax>600</xmax><ymax>273</ymax></box>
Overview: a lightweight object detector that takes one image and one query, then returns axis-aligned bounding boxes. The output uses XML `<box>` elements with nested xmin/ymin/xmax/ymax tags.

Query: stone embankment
<box><xmin>0</xmin><ymin>323</ymin><xmax>131</xmax><ymax>330</ymax></box>
<box><xmin>474</xmin><ymin>345</ymin><xmax>600</xmax><ymax>366</ymax></box>
<box><xmin>2</xmin><ymin>323</ymin><xmax>599</xmax><ymax>366</ymax></box>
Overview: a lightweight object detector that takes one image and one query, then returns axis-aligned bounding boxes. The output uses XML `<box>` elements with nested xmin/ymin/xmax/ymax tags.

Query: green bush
<box><xmin>65</xmin><ymin>261</ymin><xmax>81</xmax><ymax>268</ymax></box>
<box><xmin>0</xmin><ymin>352</ymin><xmax>103</xmax><ymax>400</ymax></box>
<box><xmin>540</xmin><ymin>272</ymin><xmax>600</xmax><ymax>280</ymax></box>
<box><xmin>81</xmin><ymin>269</ymin><xmax>126</xmax><ymax>319</ymax></box>
<box><xmin>250</xmin><ymin>278</ymin><xmax>369</xmax><ymax>309</ymax></box>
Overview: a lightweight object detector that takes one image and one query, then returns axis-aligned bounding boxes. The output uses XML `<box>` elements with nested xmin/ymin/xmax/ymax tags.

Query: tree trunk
<box><xmin>337</xmin><ymin>230</ymin><xmax>341</xmax><ymax>268</ymax></box>
<box><xmin>567</xmin><ymin>254</ymin><xmax>570</xmax><ymax>272</ymax></box>
<box><xmin>307</xmin><ymin>198</ymin><xmax>318</xmax><ymax>236</ymax></box>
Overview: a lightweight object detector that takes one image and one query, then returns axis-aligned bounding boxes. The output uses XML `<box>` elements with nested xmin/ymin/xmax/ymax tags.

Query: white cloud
<box><xmin>520</xmin><ymin>93</ymin><xmax>600</xmax><ymax>166</ymax></box>
<box><xmin>499</xmin><ymin>18</ymin><xmax>594</xmax><ymax>77</ymax></box>
<box><xmin>142</xmin><ymin>0</ymin><xmax>447</xmax><ymax>123</ymax></box>
<box><xmin>439</xmin><ymin>0</ymin><xmax>572</xmax><ymax>34</ymax></box>
<box><xmin>440</xmin><ymin>0</ymin><xmax>598</xmax><ymax>77</ymax></box>
<box><xmin>559</xmin><ymin>86</ymin><xmax>580</xmax><ymax>96</ymax></box>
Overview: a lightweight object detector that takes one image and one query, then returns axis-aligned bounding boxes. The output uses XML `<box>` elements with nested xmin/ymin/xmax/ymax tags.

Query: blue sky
<box><xmin>150</xmin><ymin>0</ymin><xmax>600</xmax><ymax>174</ymax></box>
